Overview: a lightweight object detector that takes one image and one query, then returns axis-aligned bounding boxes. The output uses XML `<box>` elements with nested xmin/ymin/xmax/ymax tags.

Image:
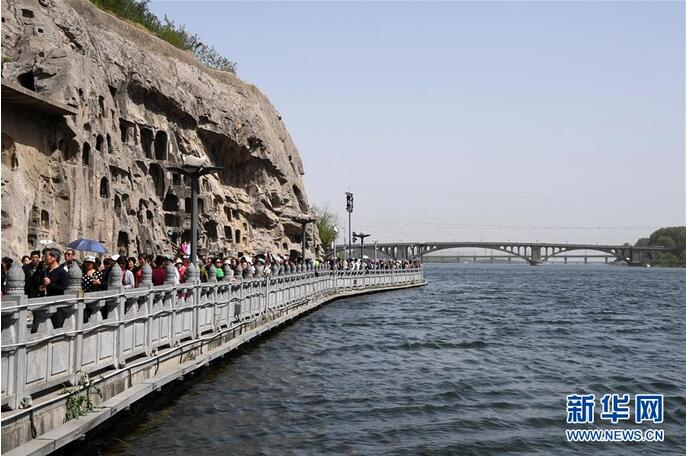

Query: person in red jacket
<box><xmin>132</xmin><ymin>256</ymin><xmax>144</xmax><ymax>287</ymax></box>
<box><xmin>151</xmin><ymin>256</ymin><xmax>166</xmax><ymax>286</ymax></box>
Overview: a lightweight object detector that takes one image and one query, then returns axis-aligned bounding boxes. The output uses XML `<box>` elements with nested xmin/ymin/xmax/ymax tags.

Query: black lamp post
<box><xmin>346</xmin><ymin>192</ymin><xmax>353</xmax><ymax>259</ymax></box>
<box><xmin>353</xmin><ymin>231</ymin><xmax>371</xmax><ymax>260</ymax></box>
<box><xmin>166</xmin><ymin>159</ymin><xmax>223</xmax><ymax>265</ymax></box>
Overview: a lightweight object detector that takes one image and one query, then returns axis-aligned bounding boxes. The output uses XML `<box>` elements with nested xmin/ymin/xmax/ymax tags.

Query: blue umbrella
<box><xmin>66</xmin><ymin>238</ymin><xmax>109</xmax><ymax>253</ymax></box>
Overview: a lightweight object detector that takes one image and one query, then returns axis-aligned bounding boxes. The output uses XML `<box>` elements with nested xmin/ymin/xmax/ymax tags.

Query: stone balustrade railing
<box><xmin>1</xmin><ymin>263</ymin><xmax>423</xmax><ymax>411</ymax></box>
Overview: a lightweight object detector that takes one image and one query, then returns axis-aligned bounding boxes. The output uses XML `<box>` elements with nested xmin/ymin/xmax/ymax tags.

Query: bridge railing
<box><xmin>1</xmin><ymin>266</ymin><xmax>423</xmax><ymax>410</ymax></box>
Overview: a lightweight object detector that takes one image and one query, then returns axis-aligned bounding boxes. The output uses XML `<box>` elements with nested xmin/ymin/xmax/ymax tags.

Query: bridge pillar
<box><xmin>564</xmin><ymin>257</ymin><xmax>568</xmax><ymax>264</ymax></box>
<box><xmin>584</xmin><ymin>256</ymin><xmax>588</xmax><ymax>264</ymax></box>
<box><xmin>473</xmin><ymin>256</ymin><xmax>477</xmax><ymax>263</ymax></box>
<box><xmin>630</xmin><ymin>249</ymin><xmax>644</xmax><ymax>266</ymax></box>
<box><xmin>610</xmin><ymin>247</ymin><xmax>642</xmax><ymax>266</ymax></box>
<box><xmin>508</xmin><ymin>257</ymin><xmax>512</xmax><ymax>263</ymax></box>
<box><xmin>605</xmin><ymin>256</ymin><xmax>609</xmax><ymax>264</ymax></box>
<box><xmin>529</xmin><ymin>246</ymin><xmax>542</xmax><ymax>266</ymax></box>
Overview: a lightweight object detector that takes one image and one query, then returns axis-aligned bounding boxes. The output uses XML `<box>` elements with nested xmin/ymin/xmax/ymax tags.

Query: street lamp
<box><xmin>353</xmin><ymin>231</ymin><xmax>371</xmax><ymax>260</ymax></box>
<box><xmin>166</xmin><ymin>156</ymin><xmax>223</xmax><ymax>265</ymax></box>
<box><xmin>345</xmin><ymin>192</ymin><xmax>353</xmax><ymax>259</ymax></box>
<box><xmin>333</xmin><ymin>226</ymin><xmax>338</xmax><ymax>258</ymax></box>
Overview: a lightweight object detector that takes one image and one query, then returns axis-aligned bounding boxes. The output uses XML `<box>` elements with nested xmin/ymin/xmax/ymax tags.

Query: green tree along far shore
<box><xmin>311</xmin><ymin>205</ymin><xmax>338</xmax><ymax>254</ymax></box>
<box><xmin>90</xmin><ymin>0</ymin><xmax>237</xmax><ymax>74</ymax></box>
<box><xmin>635</xmin><ymin>226</ymin><xmax>685</xmax><ymax>267</ymax></box>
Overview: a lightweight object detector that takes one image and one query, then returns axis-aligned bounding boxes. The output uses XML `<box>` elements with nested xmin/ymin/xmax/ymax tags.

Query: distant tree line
<box><xmin>635</xmin><ymin>226</ymin><xmax>685</xmax><ymax>267</ymax></box>
<box><xmin>90</xmin><ymin>0</ymin><xmax>237</xmax><ymax>74</ymax></box>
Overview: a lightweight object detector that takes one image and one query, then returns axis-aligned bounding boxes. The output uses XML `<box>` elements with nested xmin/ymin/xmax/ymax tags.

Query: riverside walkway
<box><xmin>1</xmin><ymin>263</ymin><xmax>425</xmax><ymax>455</ymax></box>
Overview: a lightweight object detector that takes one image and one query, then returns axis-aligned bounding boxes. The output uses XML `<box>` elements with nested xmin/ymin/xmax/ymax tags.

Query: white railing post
<box><xmin>107</xmin><ymin>263</ymin><xmax>126</xmax><ymax>368</ymax></box>
<box><xmin>1</xmin><ymin>279</ymin><xmax>28</xmax><ymax>410</ymax></box>
<box><xmin>65</xmin><ymin>263</ymin><xmax>85</xmax><ymax>385</ymax></box>
<box><xmin>264</xmin><ymin>276</ymin><xmax>270</xmax><ymax>314</ymax></box>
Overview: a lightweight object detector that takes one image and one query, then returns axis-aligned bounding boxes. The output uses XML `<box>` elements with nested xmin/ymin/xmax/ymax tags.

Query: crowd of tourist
<box><xmin>0</xmin><ymin>247</ymin><xmax>421</xmax><ymax>297</ymax></box>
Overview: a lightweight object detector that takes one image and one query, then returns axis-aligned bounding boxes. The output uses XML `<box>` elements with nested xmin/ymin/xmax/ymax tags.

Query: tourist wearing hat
<box><xmin>81</xmin><ymin>255</ymin><xmax>103</xmax><ymax>293</ymax></box>
<box><xmin>175</xmin><ymin>258</ymin><xmax>187</xmax><ymax>283</ymax></box>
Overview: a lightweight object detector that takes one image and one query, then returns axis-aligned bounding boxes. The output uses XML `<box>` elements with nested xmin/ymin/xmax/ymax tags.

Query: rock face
<box><xmin>1</xmin><ymin>0</ymin><xmax>320</xmax><ymax>260</ymax></box>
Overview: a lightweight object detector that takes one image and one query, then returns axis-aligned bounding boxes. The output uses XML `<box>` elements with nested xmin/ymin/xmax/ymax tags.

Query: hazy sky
<box><xmin>151</xmin><ymin>1</ymin><xmax>685</xmax><ymax>245</ymax></box>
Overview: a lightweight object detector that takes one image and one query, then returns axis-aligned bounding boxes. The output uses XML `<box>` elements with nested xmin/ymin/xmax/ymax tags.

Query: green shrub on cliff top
<box><xmin>90</xmin><ymin>0</ymin><xmax>237</xmax><ymax>74</ymax></box>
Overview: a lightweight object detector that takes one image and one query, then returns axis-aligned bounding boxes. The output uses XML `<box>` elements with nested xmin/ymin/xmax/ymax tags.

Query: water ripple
<box><xmin>75</xmin><ymin>264</ymin><xmax>685</xmax><ymax>456</ymax></box>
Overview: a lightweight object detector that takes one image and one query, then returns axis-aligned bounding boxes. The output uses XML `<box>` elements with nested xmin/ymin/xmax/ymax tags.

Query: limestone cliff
<box><xmin>1</xmin><ymin>0</ymin><xmax>320</xmax><ymax>260</ymax></box>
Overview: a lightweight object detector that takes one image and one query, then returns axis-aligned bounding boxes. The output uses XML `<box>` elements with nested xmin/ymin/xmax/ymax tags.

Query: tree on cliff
<box><xmin>90</xmin><ymin>0</ymin><xmax>237</xmax><ymax>73</ymax></box>
<box><xmin>636</xmin><ymin>226</ymin><xmax>685</xmax><ymax>267</ymax></box>
<box><xmin>311</xmin><ymin>205</ymin><xmax>338</xmax><ymax>254</ymax></box>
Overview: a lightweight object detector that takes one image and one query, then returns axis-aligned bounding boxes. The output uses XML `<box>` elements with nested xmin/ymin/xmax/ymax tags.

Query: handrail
<box><xmin>1</xmin><ymin>268</ymin><xmax>424</xmax><ymax>410</ymax></box>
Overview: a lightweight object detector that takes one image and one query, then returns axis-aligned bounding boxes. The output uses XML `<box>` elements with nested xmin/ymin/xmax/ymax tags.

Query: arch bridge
<box><xmin>337</xmin><ymin>242</ymin><xmax>672</xmax><ymax>266</ymax></box>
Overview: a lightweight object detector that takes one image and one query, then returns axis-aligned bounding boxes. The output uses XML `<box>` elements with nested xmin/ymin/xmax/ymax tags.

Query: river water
<box><xmin>75</xmin><ymin>264</ymin><xmax>685</xmax><ymax>455</ymax></box>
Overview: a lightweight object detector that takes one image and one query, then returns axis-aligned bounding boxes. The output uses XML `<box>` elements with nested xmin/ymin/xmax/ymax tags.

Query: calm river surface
<box><xmin>76</xmin><ymin>264</ymin><xmax>685</xmax><ymax>455</ymax></box>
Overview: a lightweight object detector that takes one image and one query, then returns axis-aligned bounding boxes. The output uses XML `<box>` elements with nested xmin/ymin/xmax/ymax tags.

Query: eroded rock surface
<box><xmin>1</xmin><ymin>0</ymin><xmax>320</xmax><ymax>260</ymax></box>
